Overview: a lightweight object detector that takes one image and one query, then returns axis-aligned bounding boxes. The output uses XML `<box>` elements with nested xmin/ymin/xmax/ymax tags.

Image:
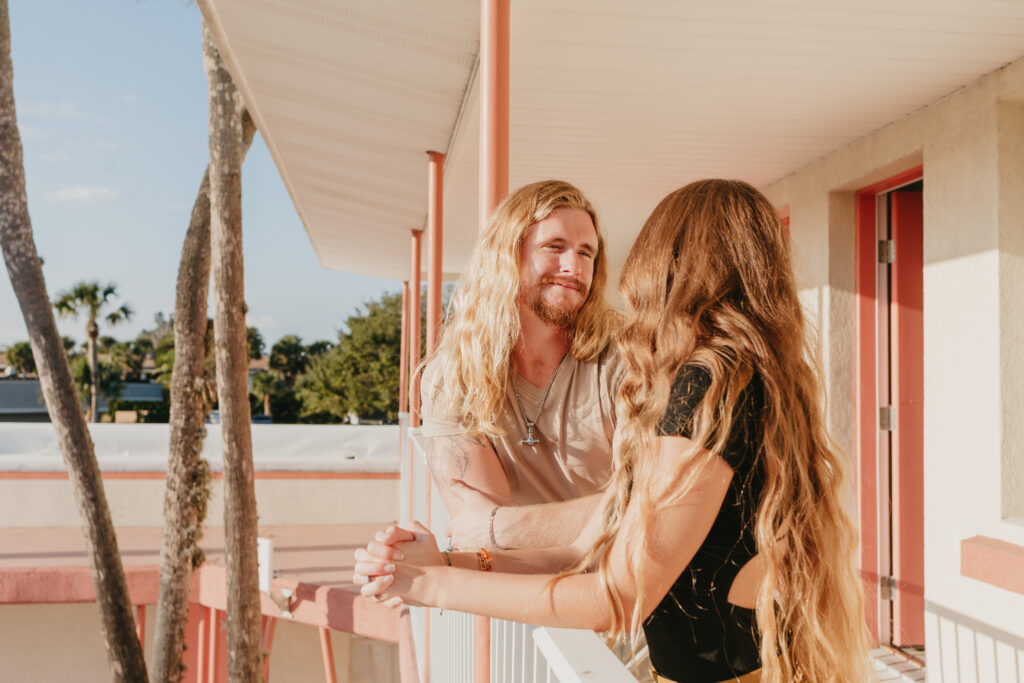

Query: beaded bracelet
<box><xmin>476</xmin><ymin>547</ymin><xmax>493</xmax><ymax>572</ymax></box>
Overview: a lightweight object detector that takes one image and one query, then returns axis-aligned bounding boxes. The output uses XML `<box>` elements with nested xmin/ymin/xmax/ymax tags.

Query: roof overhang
<box><xmin>200</xmin><ymin>0</ymin><xmax>1024</xmax><ymax>279</ymax></box>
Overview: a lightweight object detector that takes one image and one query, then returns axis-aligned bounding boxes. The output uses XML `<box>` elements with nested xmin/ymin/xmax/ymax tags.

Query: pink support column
<box><xmin>479</xmin><ymin>0</ymin><xmax>510</xmax><ymax>232</ymax></box>
<box><xmin>196</xmin><ymin>607</ymin><xmax>208</xmax><ymax>683</ymax></box>
<box><xmin>207</xmin><ymin>607</ymin><xmax>222</xmax><ymax>683</ymax></box>
<box><xmin>319</xmin><ymin>626</ymin><xmax>338</xmax><ymax>683</ymax></box>
<box><xmin>262</xmin><ymin>616</ymin><xmax>277</xmax><ymax>682</ymax></box>
<box><xmin>136</xmin><ymin>604</ymin><xmax>146</xmax><ymax>649</ymax></box>
<box><xmin>425</xmin><ymin>151</ymin><xmax>445</xmax><ymax>356</ymax></box>
<box><xmin>409</xmin><ymin>230</ymin><xmax>423</xmax><ymax>425</ymax></box>
<box><xmin>476</xmin><ymin>2</ymin><xmax>510</xmax><ymax>681</ymax></box>
<box><xmin>400</xmin><ymin>282</ymin><xmax>410</xmax><ymax>415</ymax></box>
<box><xmin>425</xmin><ymin>150</ymin><xmax>445</xmax><ymax>532</ymax></box>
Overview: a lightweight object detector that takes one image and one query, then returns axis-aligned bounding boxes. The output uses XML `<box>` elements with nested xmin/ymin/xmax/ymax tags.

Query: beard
<box><xmin>524</xmin><ymin>276</ymin><xmax>588</xmax><ymax>328</ymax></box>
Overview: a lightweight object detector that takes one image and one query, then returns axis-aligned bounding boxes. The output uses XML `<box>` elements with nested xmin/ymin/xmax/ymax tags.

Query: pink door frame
<box><xmin>854</xmin><ymin>165</ymin><xmax>925</xmax><ymax>645</ymax></box>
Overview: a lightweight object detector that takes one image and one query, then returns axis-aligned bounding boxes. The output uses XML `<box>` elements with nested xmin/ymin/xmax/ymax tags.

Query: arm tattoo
<box><xmin>425</xmin><ymin>434</ymin><xmax>484</xmax><ymax>494</ymax></box>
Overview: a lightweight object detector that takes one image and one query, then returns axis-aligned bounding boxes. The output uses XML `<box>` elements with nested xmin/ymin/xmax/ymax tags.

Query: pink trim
<box><xmin>0</xmin><ymin>471</ymin><xmax>398</xmax><ymax>481</ymax></box>
<box><xmin>961</xmin><ymin>536</ymin><xmax>1024</xmax><ymax>595</ymax></box>
<box><xmin>251</xmin><ymin>471</ymin><xmax>398</xmax><ymax>480</ymax></box>
<box><xmin>855</xmin><ymin>190</ymin><xmax>881</xmax><ymax>643</ymax></box>
<box><xmin>855</xmin><ymin>166</ymin><xmax>924</xmax><ymax>647</ymax></box>
<box><xmin>890</xmin><ymin>191</ymin><xmax>925</xmax><ymax>645</ymax></box>
<box><xmin>858</xmin><ymin>166</ymin><xmax>924</xmax><ymax>196</ymax></box>
<box><xmin>0</xmin><ymin>564</ymin><xmax>163</xmax><ymax>604</ymax></box>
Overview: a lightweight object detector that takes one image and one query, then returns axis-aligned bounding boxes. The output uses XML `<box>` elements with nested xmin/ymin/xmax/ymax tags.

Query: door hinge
<box><xmin>879</xmin><ymin>405</ymin><xmax>894</xmax><ymax>431</ymax></box>
<box><xmin>880</xmin><ymin>575</ymin><xmax>897</xmax><ymax>600</ymax></box>
<box><xmin>878</xmin><ymin>239</ymin><xmax>895</xmax><ymax>263</ymax></box>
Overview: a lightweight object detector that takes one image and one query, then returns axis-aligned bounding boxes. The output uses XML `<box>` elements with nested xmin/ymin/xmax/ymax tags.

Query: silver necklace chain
<box><xmin>510</xmin><ymin>355</ymin><xmax>566</xmax><ymax>446</ymax></box>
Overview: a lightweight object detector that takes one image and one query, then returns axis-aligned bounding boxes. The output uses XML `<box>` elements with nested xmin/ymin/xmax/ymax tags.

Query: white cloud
<box><xmin>22</xmin><ymin>99</ymin><xmax>85</xmax><ymax>120</ymax></box>
<box><xmin>46</xmin><ymin>186</ymin><xmax>121</xmax><ymax>203</ymax></box>
<box><xmin>17</xmin><ymin>124</ymin><xmax>48</xmax><ymax>142</ymax></box>
<box><xmin>41</xmin><ymin>150</ymin><xmax>74</xmax><ymax>162</ymax></box>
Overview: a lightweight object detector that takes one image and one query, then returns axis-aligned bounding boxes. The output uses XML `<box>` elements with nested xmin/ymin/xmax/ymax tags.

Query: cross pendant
<box><xmin>522</xmin><ymin>422</ymin><xmax>540</xmax><ymax>445</ymax></box>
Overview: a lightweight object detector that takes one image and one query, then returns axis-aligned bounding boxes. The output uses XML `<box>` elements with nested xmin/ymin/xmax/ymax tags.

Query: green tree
<box><xmin>245</xmin><ymin>326</ymin><xmax>264</xmax><ymax>359</ymax></box>
<box><xmin>269</xmin><ymin>334</ymin><xmax>307</xmax><ymax>388</ymax></box>
<box><xmin>53</xmin><ymin>281</ymin><xmax>132</xmax><ymax>422</ymax></box>
<box><xmin>305</xmin><ymin>339</ymin><xmax>333</xmax><ymax>357</ymax></box>
<box><xmin>7</xmin><ymin>340</ymin><xmax>35</xmax><ymax>374</ymax></box>
<box><xmin>70</xmin><ymin>355</ymin><xmax>126</xmax><ymax>417</ymax></box>
<box><xmin>295</xmin><ymin>292</ymin><xmax>402</xmax><ymax>422</ymax></box>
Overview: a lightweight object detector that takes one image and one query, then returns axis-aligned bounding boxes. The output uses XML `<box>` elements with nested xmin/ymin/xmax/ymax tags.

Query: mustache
<box><xmin>541</xmin><ymin>276</ymin><xmax>588</xmax><ymax>294</ymax></box>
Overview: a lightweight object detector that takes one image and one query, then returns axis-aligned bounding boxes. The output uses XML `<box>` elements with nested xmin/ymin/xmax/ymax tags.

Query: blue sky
<box><xmin>2</xmin><ymin>1</ymin><xmax>398</xmax><ymax>350</ymax></box>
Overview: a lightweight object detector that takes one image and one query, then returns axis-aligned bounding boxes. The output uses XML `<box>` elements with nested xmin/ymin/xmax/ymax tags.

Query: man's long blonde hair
<box><xmin>584</xmin><ymin>180</ymin><xmax>869</xmax><ymax>682</ymax></box>
<box><xmin>428</xmin><ymin>180</ymin><xmax>619</xmax><ymax>437</ymax></box>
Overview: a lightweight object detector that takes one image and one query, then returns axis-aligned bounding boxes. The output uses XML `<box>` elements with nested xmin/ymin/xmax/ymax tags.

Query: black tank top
<box><xmin>644</xmin><ymin>364</ymin><xmax>764</xmax><ymax>682</ymax></box>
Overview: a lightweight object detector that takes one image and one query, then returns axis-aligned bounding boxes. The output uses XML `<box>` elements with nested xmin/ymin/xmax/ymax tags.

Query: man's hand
<box><xmin>447</xmin><ymin>479</ymin><xmax>512</xmax><ymax>550</ymax></box>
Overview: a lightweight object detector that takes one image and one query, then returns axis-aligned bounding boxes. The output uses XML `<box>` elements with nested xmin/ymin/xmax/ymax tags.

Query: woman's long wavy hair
<box><xmin>585</xmin><ymin>179</ymin><xmax>869</xmax><ymax>682</ymax></box>
<box><xmin>428</xmin><ymin>180</ymin><xmax>620</xmax><ymax>437</ymax></box>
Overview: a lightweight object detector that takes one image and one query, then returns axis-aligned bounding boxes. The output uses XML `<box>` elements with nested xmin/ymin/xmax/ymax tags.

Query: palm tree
<box><xmin>151</xmin><ymin>103</ymin><xmax>259</xmax><ymax>683</ymax></box>
<box><xmin>203</xmin><ymin>20</ymin><xmax>262</xmax><ymax>682</ymax></box>
<box><xmin>0</xmin><ymin>3</ymin><xmax>148</xmax><ymax>680</ymax></box>
<box><xmin>53</xmin><ymin>281</ymin><xmax>132</xmax><ymax>422</ymax></box>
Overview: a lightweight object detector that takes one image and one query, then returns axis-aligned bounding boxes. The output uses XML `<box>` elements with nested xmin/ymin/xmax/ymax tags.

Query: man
<box><xmin>418</xmin><ymin>179</ymin><xmax>620</xmax><ymax>551</ymax></box>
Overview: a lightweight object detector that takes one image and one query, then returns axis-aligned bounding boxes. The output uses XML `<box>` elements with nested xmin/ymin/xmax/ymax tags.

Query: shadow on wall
<box><xmin>927</xmin><ymin>600</ymin><xmax>1024</xmax><ymax>681</ymax></box>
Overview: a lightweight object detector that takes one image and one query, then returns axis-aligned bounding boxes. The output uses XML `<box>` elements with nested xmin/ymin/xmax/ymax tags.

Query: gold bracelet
<box><xmin>476</xmin><ymin>548</ymin><xmax>492</xmax><ymax>572</ymax></box>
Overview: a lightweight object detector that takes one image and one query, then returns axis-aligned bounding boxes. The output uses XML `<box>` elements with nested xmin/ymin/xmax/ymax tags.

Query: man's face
<box><xmin>518</xmin><ymin>207</ymin><xmax>599</xmax><ymax>328</ymax></box>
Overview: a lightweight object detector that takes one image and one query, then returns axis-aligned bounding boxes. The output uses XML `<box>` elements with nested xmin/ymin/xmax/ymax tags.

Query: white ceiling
<box><xmin>201</xmin><ymin>0</ymin><xmax>1024</xmax><ymax>280</ymax></box>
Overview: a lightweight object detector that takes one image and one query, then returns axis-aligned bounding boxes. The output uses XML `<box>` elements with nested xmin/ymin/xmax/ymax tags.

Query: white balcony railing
<box><xmin>402</xmin><ymin>423</ymin><xmax>637</xmax><ymax>683</ymax></box>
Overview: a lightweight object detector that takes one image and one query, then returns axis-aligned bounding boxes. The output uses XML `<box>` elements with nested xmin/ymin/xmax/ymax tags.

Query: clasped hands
<box><xmin>352</xmin><ymin>480</ymin><xmax>507</xmax><ymax>606</ymax></box>
<box><xmin>352</xmin><ymin>521</ymin><xmax>443</xmax><ymax>607</ymax></box>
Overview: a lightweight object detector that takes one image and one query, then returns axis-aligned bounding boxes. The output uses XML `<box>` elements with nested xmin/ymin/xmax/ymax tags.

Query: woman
<box><xmin>354</xmin><ymin>180</ymin><xmax>869</xmax><ymax>682</ymax></box>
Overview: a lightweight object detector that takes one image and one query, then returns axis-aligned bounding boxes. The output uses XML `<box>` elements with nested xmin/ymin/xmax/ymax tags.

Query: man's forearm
<box><xmin>492</xmin><ymin>493</ymin><xmax>602</xmax><ymax>550</ymax></box>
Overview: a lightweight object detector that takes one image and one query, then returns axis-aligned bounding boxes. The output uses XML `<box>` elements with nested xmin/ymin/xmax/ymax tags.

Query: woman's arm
<box><xmin>369</xmin><ymin>436</ymin><xmax>733</xmax><ymax>631</ymax></box>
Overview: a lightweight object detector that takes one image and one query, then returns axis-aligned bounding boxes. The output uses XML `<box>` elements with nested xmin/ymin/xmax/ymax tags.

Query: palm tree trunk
<box><xmin>0</xmin><ymin>4</ymin><xmax>148</xmax><ymax>681</ymax></box>
<box><xmin>203</xmin><ymin>21</ymin><xmax>263</xmax><ymax>682</ymax></box>
<box><xmin>150</xmin><ymin>108</ymin><xmax>256</xmax><ymax>683</ymax></box>
<box><xmin>88</xmin><ymin>318</ymin><xmax>99</xmax><ymax>422</ymax></box>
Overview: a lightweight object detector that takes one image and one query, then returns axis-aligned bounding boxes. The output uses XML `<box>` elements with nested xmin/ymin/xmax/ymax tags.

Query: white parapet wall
<box><xmin>0</xmin><ymin>422</ymin><xmax>401</xmax><ymax>526</ymax></box>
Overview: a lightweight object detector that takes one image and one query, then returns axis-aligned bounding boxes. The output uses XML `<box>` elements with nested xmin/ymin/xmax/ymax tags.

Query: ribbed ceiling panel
<box><xmin>203</xmin><ymin>0</ymin><xmax>1024</xmax><ymax>279</ymax></box>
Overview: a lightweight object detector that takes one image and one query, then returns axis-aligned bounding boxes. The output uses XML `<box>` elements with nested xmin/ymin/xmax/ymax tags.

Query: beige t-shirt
<box><xmin>421</xmin><ymin>349</ymin><xmax>620</xmax><ymax>505</ymax></box>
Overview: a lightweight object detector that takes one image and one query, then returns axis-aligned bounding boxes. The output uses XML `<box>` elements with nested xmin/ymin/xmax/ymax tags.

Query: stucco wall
<box><xmin>0</xmin><ymin>603</ymin><xmax>398</xmax><ymax>682</ymax></box>
<box><xmin>762</xmin><ymin>56</ymin><xmax>1024</xmax><ymax>680</ymax></box>
<box><xmin>0</xmin><ymin>476</ymin><xmax>400</xmax><ymax>527</ymax></box>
